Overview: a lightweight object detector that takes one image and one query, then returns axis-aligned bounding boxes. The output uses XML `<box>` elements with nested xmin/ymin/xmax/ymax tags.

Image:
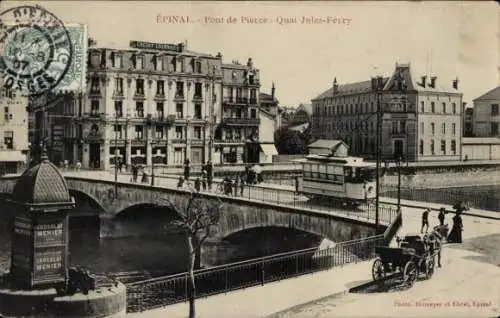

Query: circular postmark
<box><xmin>0</xmin><ymin>5</ymin><xmax>73</xmax><ymax>96</ymax></box>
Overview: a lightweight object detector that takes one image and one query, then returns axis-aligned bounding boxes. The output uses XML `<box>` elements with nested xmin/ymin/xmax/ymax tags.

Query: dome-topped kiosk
<box><xmin>9</xmin><ymin>156</ymin><xmax>75</xmax><ymax>291</ymax></box>
<box><xmin>1</xmin><ymin>152</ymin><xmax>126</xmax><ymax>318</ymax></box>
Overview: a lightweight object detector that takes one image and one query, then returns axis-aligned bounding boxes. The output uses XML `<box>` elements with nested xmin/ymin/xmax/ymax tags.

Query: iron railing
<box><xmin>125</xmin><ymin>234</ymin><xmax>386</xmax><ymax>313</ymax></box>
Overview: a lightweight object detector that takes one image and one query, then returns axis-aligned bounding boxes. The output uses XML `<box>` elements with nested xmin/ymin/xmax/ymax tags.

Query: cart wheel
<box><xmin>424</xmin><ymin>258</ymin><xmax>435</xmax><ymax>279</ymax></box>
<box><xmin>372</xmin><ymin>258</ymin><xmax>386</xmax><ymax>284</ymax></box>
<box><xmin>403</xmin><ymin>261</ymin><xmax>418</xmax><ymax>287</ymax></box>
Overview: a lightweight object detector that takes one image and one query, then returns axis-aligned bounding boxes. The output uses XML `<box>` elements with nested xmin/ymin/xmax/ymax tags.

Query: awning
<box><xmin>260</xmin><ymin>144</ymin><xmax>278</xmax><ymax>156</ymax></box>
<box><xmin>0</xmin><ymin>150</ymin><xmax>26</xmax><ymax>162</ymax></box>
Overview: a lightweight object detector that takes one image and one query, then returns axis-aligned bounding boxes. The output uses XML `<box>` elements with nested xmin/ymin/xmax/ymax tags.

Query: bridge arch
<box><xmin>115</xmin><ymin>199</ymin><xmax>184</xmax><ymax>220</ymax></box>
<box><xmin>219</xmin><ymin>224</ymin><xmax>328</xmax><ymax>242</ymax></box>
<box><xmin>69</xmin><ymin>189</ymin><xmax>107</xmax><ymax>214</ymax></box>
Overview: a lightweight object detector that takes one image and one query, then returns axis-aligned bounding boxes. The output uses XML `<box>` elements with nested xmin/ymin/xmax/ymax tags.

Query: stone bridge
<box><xmin>0</xmin><ymin>175</ymin><xmax>386</xmax><ymax>243</ymax></box>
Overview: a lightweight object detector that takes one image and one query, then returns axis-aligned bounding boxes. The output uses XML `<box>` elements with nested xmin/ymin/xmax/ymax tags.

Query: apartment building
<box><xmin>311</xmin><ymin>63</ymin><xmax>463</xmax><ymax>161</ymax></box>
<box><xmin>472</xmin><ymin>86</ymin><xmax>500</xmax><ymax>137</ymax></box>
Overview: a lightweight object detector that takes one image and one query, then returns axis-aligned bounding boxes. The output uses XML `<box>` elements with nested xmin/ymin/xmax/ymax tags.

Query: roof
<box><xmin>92</xmin><ymin>42</ymin><xmax>219</xmax><ymax>59</ymax></box>
<box><xmin>11</xmin><ymin>159</ymin><xmax>73</xmax><ymax>204</ymax></box>
<box><xmin>308</xmin><ymin>139</ymin><xmax>345</xmax><ymax>149</ymax></box>
<box><xmin>473</xmin><ymin>86</ymin><xmax>500</xmax><ymax>102</ymax></box>
<box><xmin>289</xmin><ymin>122</ymin><xmax>310</xmax><ymax>132</ymax></box>
<box><xmin>313</xmin><ymin>64</ymin><xmax>462</xmax><ymax>101</ymax></box>
<box><xmin>462</xmin><ymin>137</ymin><xmax>500</xmax><ymax>145</ymax></box>
<box><xmin>222</xmin><ymin>63</ymin><xmax>249</xmax><ymax>70</ymax></box>
<box><xmin>296</xmin><ymin>103</ymin><xmax>313</xmax><ymax>115</ymax></box>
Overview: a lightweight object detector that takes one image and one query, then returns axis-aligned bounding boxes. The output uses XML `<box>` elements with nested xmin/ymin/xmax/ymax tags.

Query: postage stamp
<box><xmin>0</xmin><ymin>5</ymin><xmax>87</xmax><ymax>96</ymax></box>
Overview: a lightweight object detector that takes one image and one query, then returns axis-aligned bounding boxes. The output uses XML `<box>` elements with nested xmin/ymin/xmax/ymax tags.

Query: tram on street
<box><xmin>295</xmin><ymin>154</ymin><xmax>377</xmax><ymax>207</ymax></box>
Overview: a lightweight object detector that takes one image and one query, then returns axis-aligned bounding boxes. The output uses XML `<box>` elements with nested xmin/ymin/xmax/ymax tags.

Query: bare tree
<box><xmin>159</xmin><ymin>188</ymin><xmax>224</xmax><ymax>318</ymax></box>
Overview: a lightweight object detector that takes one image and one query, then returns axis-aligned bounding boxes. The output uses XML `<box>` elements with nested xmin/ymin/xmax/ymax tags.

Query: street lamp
<box><xmin>373</xmin><ymin>76</ymin><xmax>384</xmax><ymax>227</ymax></box>
<box><xmin>395</xmin><ymin>155</ymin><xmax>403</xmax><ymax>212</ymax></box>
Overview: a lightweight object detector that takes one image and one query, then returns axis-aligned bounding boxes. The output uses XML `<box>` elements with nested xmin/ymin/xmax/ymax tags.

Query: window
<box><xmin>452</xmin><ymin>123</ymin><xmax>456</xmax><ymax>136</ymax></box>
<box><xmin>194</xmin><ymin>103</ymin><xmax>202</xmax><ymax>119</ymax></box>
<box><xmin>113</xmin><ymin>125</ymin><xmax>122</xmax><ymax>139</ymax></box>
<box><xmin>419</xmin><ymin>140</ymin><xmax>424</xmax><ymax>155</ymax></box>
<box><xmin>249</xmin><ymin>74</ymin><xmax>255</xmax><ymax>84</ymax></box>
<box><xmin>176</xmin><ymin>103</ymin><xmax>183</xmax><ymax>118</ymax></box>
<box><xmin>451</xmin><ymin>140</ymin><xmax>456</xmax><ymax>155</ymax></box>
<box><xmin>491</xmin><ymin>122</ymin><xmax>499</xmax><ymax>135</ymax></box>
<box><xmin>176</xmin><ymin>81</ymin><xmax>184</xmax><ymax>98</ymax></box>
<box><xmin>175</xmin><ymin>126</ymin><xmax>183</xmax><ymax>139</ymax></box>
<box><xmin>193</xmin><ymin>127</ymin><xmax>202</xmax><ymax>139</ymax></box>
<box><xmin>431</xmin><ymin>123</ymin><xmax>435</xmax><ymax>135</ymax></box>
<box><xmin>441</xmin><ymin>140</ymin><xmax>446</xmax><ymax>155</ymax></box>
<box><xmin>420</xmin><ymin>101</ymin><xmax>424</xmax><ymax>113</ymax></box>
<box><xmin>250</xmin><ymin>109</ymin><xmax>257</xmax><ymax>118</ymax></box>
<box><xmin>114</xmin><ymin>101</ymin><xmax>123</xmax><ymax>117</ymax></box>
<box><xmin>156</xmin><ymin>102</ymin><xmax>164</xmax><ymax>118</ymax></box>
<box><xmin>156</xmin><ymin>57</ymin><xmax>163</xmax><ymax>71</ymax></box>
<box><xmin>491</xmin><ymin>104</ymin><xmax>499</xmax><ymax>116</ymax></box>
<box><xmin>4</xmin><ymin>131</ymin><xmax>13</xmax><ymax>149</ymax></box>
<box><xmin>174</xmin><ymin>148</ymin><xmax>183</xmax><ymax>164</ymax></box>
<box><xmin>441</xmin><ymin>123</ymin><xmax>446</xmax><ymax>134</ymax></box>
<box><xmin>156</xmin><ymin>80</ymin><xmax>164</xmax><ymax>95</ymax></box>
<box><xmin>136</xmin><ymin>79</ymin><xmax>144</xmax><ymax>95</ymax></box>
<box><xmin>91</xmin><ymin>100</ymin><xmax>99</xmax><ymax>116</ymax></box>
<box><xmin>113</xmin><ymin>54</ymin><xmax>122</xmax><ymax>68</ymax></box>
<box><xmin>134</xmin><ymin>125</ymin><xmax>143</xmax><ymax>139</ymax></box>
<box><xmin>452</xmin><ymin>102</ymin><xmax>457</xmax><ymax>114</ymax></box>
<box><xmin>420</xmin><ymin>122</ymin><xmax>424</xmax><ymax>134</ymax></box>
<box><xmin>136</xmin><ymin>102</ymin><xmax>144</xmax><ymax>117</ymax></box>
<box><xmin>136</xmin><ymin>55</ymin><xmax>143</xmax><ymax>69</ymax></box>
<box><xmin>430</xmin><ymin>140</ymin><xmax>435</xmax><ymax>155</ymax></box>
<box><xmin>155</xmin><ymin>126</ymin><xmax>163</xmax><ymax>139</ymax></box>
<box><xmin>194</xmin><ymin>82</ymin><xmax>202</xmax><ymax>98</ymax></box>
<box><xmin>115</xmin><ymin>78</ymin><xmax>123</xmax><ymax>94</ymax></box>
<box><xmin>90</xmin><ymin>76</ymin><xmax>100</xmax><ymax>93</ymax></box>
<box><xmin>195</xmin><ymin>60</ymin><xmax>202</xmax><ymax>73</ymax></box>
<box><xmin>431</xmin><ymin>102</ymin><xmax>435</xmax><ymax>113</ymax></box>
<box><xmin>442</xmin><ymin>102</ymin><xmax>446</xmax><ymax>113</ymax></box>
<box><xmin>3</xmin><ymin>107</ymin><xmax>11</xmax><ymax>120</ymax></box>
<box><xmin>392</xmin><ymin>120</ymin><xmax>406</xmax><ymax>134</ymax></box>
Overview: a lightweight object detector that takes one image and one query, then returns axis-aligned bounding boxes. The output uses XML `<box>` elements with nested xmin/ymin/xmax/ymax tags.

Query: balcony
<box><xmin>213</xmin><ymin>138</ymin><xmax>245</xmax><ymax>145</ymax></box>
<box><xmin>89</xmin><ymin>89</ymin><xmax>101</xmax><ymax>98</ymax></box>
<box><xmin>171</xmin><ymin>138</ymin><xmax>186</xmax><ymax>144</ymax></box>
<box><xmin>191</xmin><ymin>138</ymin><xmax>204</xmax><ymax>146</ymax></box>
<box><xmin>134</xmin><ymin>91</ymin><xmax>145</xmax><ymax>100</ymax></box>
<box><xmin>174</xmin><ymin>93</ymin><xmax>185</xmax><ymax>101</ymax></box>
<box><xmin>154</xmin><ymin>92</ymin><xmax>166</xmax><ymax>100</ymax></box>
<box><xmin>249</xmin><ymin>98</ymin><xmax>257</xmax><ymax>104</ymax></box>
<box><xmin>112</xmin><ymin>90</ymin><xmax>124</xmax><ymax>99</ymax></box>
<box><xmin>192</xmin><ymin>94</ymin><xmax>203</xmax><ymax>101</ymax></box>
<box><xmin>223</xmin><ymin>117</ymin><xmax>260</xmax><ymax>126</ymax></box>
<box><xmin>236</xmin><ymin>97</ymin><xmax>248</xmax><ymax>104</ymax></box>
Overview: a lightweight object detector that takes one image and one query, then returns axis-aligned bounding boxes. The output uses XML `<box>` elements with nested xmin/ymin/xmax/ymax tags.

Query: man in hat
<box><xmin>421</xmin><ymin>208</ymin><xmax>430</xmax><ymax>233</ymax></box>
<box><xmin>438</xmin><ymin>207</ymin><xmax>446</xmax><ymax>226</ymax></box>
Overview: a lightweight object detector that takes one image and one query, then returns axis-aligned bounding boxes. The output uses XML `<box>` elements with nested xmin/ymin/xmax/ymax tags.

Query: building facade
<box><xmin>472</xmin><ymin>86</ymin><xmax>500</xmax><ymax>137</ymax></box>
<box><xmin>311</xmin><ymin>63</ymin><xmax>463</xmax><ymax>162</ymax></box>
<box><xmin>47</xmin><ymin>41</ymin><xmax>223</xmax><ymax>169</ymax></box>
<box><xmin>218</xmin><ymin>59</ymin><xmax>261</xmax><ymax>163</ymax></box>
<box><xmin>0</xmin><ymin>88</ymin><xmax>29</xmax><ymax>174</ymax></box>
<box><xmin>291</xmin><ymin>103</ymin><xmax>312</xmax><ymax>125</ymax></box>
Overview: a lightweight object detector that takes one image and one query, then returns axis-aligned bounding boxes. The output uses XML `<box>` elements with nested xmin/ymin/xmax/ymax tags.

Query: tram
<box><xmin>295</xmin><ymin>154</ymin><xmax>377</xmax><ymax>206</ymax></box>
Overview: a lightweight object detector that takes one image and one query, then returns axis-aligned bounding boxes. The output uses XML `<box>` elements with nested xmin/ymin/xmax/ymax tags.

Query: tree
<box><xmin>274</xmin><ymin>126</ymin><xmax>310</xmax><ymax>155</ymax></box>
<box><xmin>159</xmin><ymin>190</ymin><xmax>224</xmax><ymax>318</ymax></box>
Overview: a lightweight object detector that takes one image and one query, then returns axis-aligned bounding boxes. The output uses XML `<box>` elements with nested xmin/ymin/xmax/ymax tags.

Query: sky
<box><xmin>1</xmin><ymin>1</ymin><xmax>498</xmax><ymax>106</ymax></box>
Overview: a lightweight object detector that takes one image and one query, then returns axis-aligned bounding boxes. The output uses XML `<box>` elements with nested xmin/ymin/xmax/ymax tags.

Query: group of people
<box><xmin>177</xmin><ymin>159</ymin><xmax>214</xmax><ymax>191</ymax></box>
<box><xmin>130</xmin><ymin>163</ymin><xmax>149</xmax><ymax>183</ymax></box>
<box><xmin>421</xmin><ymin>206</ymin><xmax>464</xmax><ymax>244</ymax></box>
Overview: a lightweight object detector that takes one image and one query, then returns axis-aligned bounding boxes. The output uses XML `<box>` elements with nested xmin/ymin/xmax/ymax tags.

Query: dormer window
<box><xmin>90</xmin><ymin>52</ymin><xmax>101</xmax><ymax>67</ymax></box>
<box><xmin>249</xmin><ymin>74</ymin><xmax>255</xmax><ymax>84</ymax></box>
<box><xmin>232</xmin><ymin>71</ymin><xmax>237</xmax><ymax>80</ymax></box>
<box><xmin>156</xmin><ymin>55</ymin><xmax>163</xmax><ymax>71</ymax></box>
<box><xmin>136</xmin><ymin>55</ymin><xmax>143</xmax><ymax>69</ymax></box>
<box><xmin>195</xmin><ymin>60</ymin><xmax>202</xmax><ymax>73</ymax></box>
<box><xmin>176</xmin><ymin>56</ymin><xmax>184</xmax><ymax>73</ymax></box>
<box><xmin>113</xmin><ymin>53</ymin><xmax>122</xmax><ymax>68</ymax></box>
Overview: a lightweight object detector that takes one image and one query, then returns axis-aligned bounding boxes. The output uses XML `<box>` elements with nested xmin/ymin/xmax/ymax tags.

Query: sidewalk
<box><xmin>128</xmin><ymin>260</ymin><xmax>374</xmax><ymax>318</ymax></box>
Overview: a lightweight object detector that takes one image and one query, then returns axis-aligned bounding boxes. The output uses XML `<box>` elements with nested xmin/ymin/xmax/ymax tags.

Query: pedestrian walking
<box><xmin>132</xmin><ymin>164</ymin><xmax>138</xmax><ymax>182</ymax></box>
<box><xmin>194</xmin><ymin>177</ymin><xmax>201</xmax><ymax>192</ymax></box>
<box><xmin>240</xmin><ymin>175</ymin><xmax>245</xmax><ymax>196</ymax></box>
<box><xmin>447</xmin><ymin>212</ymin><xmax>463</xmax><ymax>243</ymax></box>
<box><xmin>234</xmin><ymin>176</ymin><xmax>240</xmax><ymax>197</ymax></box>
<box><xmin>438</xmin><ymin>207</ymin><xmax>446</xmax><ymax>226</ymax></box>
<box><xmin>201</xmin><ymin>170</ymin><xmax>207</xmax><ymax>191</ymax></box>
<box><xmin>421</xmin><ymin>208</ymin><xmax>430</xmax><ymax>233</ymax></box>
<box><xmin>177</xmin><ymin>176</ymin><xmax>184</xmax><ymax>188</ymax></box>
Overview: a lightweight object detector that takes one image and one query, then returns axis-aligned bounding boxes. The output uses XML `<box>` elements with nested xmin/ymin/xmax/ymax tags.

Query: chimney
<box><xmin>333</xmin><ymin>77</ymin><xmax>339</xmax><ymax>95</ymax></box>
<box><xmin>452</xmin><ymin>77</ymin><xmax>459</xmax><ymax>90</ymax></box>
<box><xmin>420</xmin><ymin>76</ymin><xmax>427</xmax><ymax>88</ymax></box>
<box><xmin>271</xmin><ymin>82</ymin><xmax>275</xmax><ymax>99</ymax></box>
<box><xmin>430</xmin><ymin>76</ymin><xmax>437</xmax><ymax>88</ymax></box>
<box><xmin>247</xmin><ymin>57</ymin><xmax>253</xmax><ymax>68</ymax></box>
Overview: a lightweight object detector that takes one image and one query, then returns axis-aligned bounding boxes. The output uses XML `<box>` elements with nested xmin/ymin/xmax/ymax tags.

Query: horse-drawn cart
<box><xmin>371</xmin><ymin>234</ymin><xmax>438</xmax><ymax>288</ymax></box>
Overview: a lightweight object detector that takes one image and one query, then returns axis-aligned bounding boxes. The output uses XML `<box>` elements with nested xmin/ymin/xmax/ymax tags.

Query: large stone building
<box><xmin>0</xmin><ymin>88</ymin><xmax>29</xmax><ymax>174</ymax></box>
<box><xmin>472</xmin><ymin>85</ymin><xmax>500</xmax><ymax>137</ymax></box>
<box><xmin>311</xmin><ymin>63</ymin><xmax>463</xmax><ymax>162</ymax></box>
<box><xmin>38</xmin><ymin>40</ymin><xmax>279</xmax><ymax>169</ymax></box>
